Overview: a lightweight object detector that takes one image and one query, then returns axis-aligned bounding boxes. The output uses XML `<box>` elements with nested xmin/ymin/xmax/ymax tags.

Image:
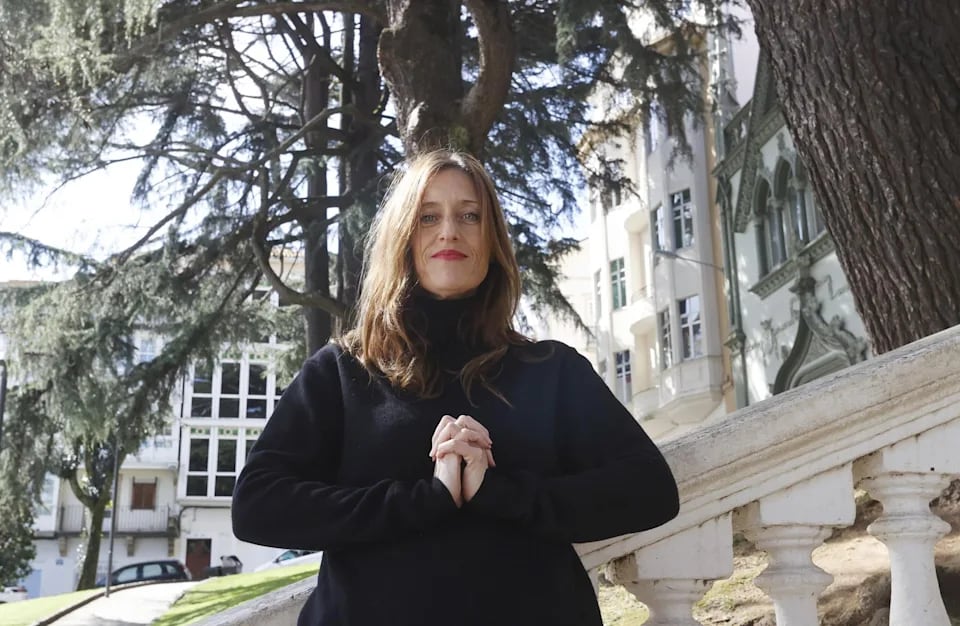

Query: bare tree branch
<box><xmin>251</xmin><ymin>173</ymin><xmax>347</xmax><ymax>318</ymax></box>
<box><xmin>116</xmin><ymin>105</ymin><xmax>350</xmax><ymax>263</ymax></box>
<box><xmin>127</xmin><ymin>1</ymin><xmax>386</xmax><ymax>63</ymax></box>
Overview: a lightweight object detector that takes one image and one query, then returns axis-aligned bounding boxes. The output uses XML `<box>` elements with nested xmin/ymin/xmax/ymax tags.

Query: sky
<box><xmin>0</xmin><ymin>160</ymin><xmax>160</xmax><ymax>283</ymax></box>
<box><xmin>1</xmin><ymin>157</ymin><xmax>590</xmax><ymax>285</ymax></box>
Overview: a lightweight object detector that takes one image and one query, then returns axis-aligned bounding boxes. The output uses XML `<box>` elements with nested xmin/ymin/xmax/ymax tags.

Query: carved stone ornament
<box><xmin>773</xmin><ymin>267</ymin><xmax>868</xmax><ymax>393</ymax></box>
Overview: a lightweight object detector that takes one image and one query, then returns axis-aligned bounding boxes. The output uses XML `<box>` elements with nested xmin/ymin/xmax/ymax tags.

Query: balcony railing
<box><xmin>58</xmin><ymin>505</ymin><xmax>176</xmax><ymax>536</ymax></box>
<box><xmin>628</xmin><ymin>286</ymin><xmax>656</xmax><ymax>336</ymax></box>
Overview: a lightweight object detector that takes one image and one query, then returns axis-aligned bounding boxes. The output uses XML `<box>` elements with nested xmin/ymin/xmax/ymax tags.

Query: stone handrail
<box><xmin>578</xmin><ymin>323</ymin><xmax>960</xmax><ymax>625</ymax></box>
<box><xmin>577</xmin><ymin>323</ymin><xmax>960</xmax><ymax>571</ymax></box>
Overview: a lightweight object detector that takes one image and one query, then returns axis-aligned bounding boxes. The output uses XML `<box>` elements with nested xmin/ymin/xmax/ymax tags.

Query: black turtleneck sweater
<box><xmin>232</xmin><ymin>293</ymin><xmax>679</xmax><ymax>626</ymax></box>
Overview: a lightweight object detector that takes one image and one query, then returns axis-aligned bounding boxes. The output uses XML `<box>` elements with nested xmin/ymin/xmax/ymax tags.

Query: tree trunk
<box><xmin>378</xmin><ymin>0</ymin><xmax>515</xmax><ymax>158</ymax></box>
<box><xmin>67</xmin><ymin>440</ymin><xmax>119</xmax><ymax>590</ymax></box>
<box><xmin>746</xmin><ymin>0</ymin><xmax>960</xmax><ymax>353</ymax></box>
<box><xmin>379</xmin><ymin>0</ymin><xmax>464</xmax><ymax>155</ymax></box>
<box><xmin>301</xmin><ymin>18</ymin><xmax>333</xmax><ymax>354</ymax></box>
<box><xmin>339</xmin><ymin>15</ymin><xmax>383</xmax><ymax>315</ymax></box>
<box><xmin>76</xmin><ymin>496</ymin><xmax>109</xmax><ymax>590</ymax></box>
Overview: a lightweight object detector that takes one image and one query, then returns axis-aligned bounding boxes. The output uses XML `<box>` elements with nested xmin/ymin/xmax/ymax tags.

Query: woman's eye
<box><xmin>461</xmin><ymin>212</ymin><xmax>481</xmax><ymax>224</ymax></box>
<box><xmin>419</xmin><ymin>214</ymin><xmax>438</xmax><ymax>225</ymax></box>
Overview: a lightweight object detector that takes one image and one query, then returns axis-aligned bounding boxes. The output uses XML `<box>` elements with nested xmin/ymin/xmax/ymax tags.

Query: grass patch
<box><xmin>0</xmin><ymin>589</ymin><xmax>101</xmax><ymax>626</ymax></box>
<box><xmin>598</xmin><ymin>584</ymin><xmax>649</xmax><ymax>626</ymax></box>
<box><xmin>153</xmin><ymin>563</ymin><xmax>319</xmax><ymax>626</ymax></box>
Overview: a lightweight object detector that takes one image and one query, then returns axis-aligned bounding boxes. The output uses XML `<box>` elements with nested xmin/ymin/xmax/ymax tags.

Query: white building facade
<box><xmin>556</xmin><ymin>6</ymin><xmax>870</xmax><ymax>435</ymax></box>
<box><xmin>564</xmin><ymin>25</ymin><xmax>747</xmax><ymax>441</ymax></box>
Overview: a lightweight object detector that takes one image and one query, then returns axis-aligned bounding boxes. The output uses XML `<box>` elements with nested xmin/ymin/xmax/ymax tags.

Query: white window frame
<box><xmin>658</xmin><ymin>309</ymin><xmax>673</xmax><ymax>370</ymax></box>
<box><xmin>614</xmin><ymin>350</ymin><xmax>632</xmax><ymax>406</ymax></box>
<box><xmin>679</xmin><ymin>295</ymin><xmax>704</xmax><ymax>360</ymax></box>
<box><xmin>671</xmin><ymin>189</ymin><xmax>694</xmax><ymax>249</ymax></box>
<box><xmin>610</xmin><ymin>258</ymin><xmax>627</xmax><ymax>310</ymax></box>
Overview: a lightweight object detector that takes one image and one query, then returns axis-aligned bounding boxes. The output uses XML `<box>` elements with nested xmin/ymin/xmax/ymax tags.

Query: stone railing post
<box><xmin>856</xmin><ymin>419</ymin><xmax>960</xmax><ymax>626</ymax></box>
<box><xmin>738</xmin><ymin>465</ymin><xmax>855</xmax><ymax>626</ymax></box>
<box><xmin>607</xmin><ymin>514</ymin><xmax>734</xmax><ymax>625</ymax></box>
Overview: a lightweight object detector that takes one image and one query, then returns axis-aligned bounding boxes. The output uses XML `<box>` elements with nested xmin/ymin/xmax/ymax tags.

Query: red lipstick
<box><xmin>432</xmin><ymin>249</ymin><xmax>467</xmax><ymax>260</ymax></box>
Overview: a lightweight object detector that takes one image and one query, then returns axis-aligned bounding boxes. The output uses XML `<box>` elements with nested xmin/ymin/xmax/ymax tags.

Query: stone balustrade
<box><xmin>210</xmin><ymin>325</ymin><xmax>960</xmax><ymax>625</ymax></box>
<box><xmin>577</xmin><ymin>324</ymin><xmax>960</xmax><ymax>625</ymax></box>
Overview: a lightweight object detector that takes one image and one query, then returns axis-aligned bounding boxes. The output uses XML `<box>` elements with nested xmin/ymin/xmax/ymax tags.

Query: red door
<box><xmin>185</xmin><ymin>539</ymin><xmax>211</xmax><ymax>580</ymax></box>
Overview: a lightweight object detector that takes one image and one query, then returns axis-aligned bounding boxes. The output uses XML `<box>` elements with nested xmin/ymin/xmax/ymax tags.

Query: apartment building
<box><xmin>8</xmin><ymin>283</ymin><xmax>293</xmax><ymax>596</ymax></box>
<box><xmin>561</xmin><ymin>25</ymin><xmax>747</xmax><ymax>441</ymax></box>
<box><xmin>554</xmin><ymin>8</ymin><xmax>869</xmax><ymax>433</ymax></box>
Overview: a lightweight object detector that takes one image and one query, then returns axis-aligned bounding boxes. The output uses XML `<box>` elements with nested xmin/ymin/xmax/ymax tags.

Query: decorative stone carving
<box><xmin>772</xmin><ymin>266</ymin><xmax>868</xmax><ymax>392</ymax></box>
<box><xmin>791</xmin><ymin>269</ymin><xmax>868</xmax><ymax>365</ymax></box>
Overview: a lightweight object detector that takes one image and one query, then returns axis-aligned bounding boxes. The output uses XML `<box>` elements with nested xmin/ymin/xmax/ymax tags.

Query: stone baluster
<box><xmin>856</xmin><ymin>419</ymin><xmax>960</xmax><ymax>626</ymax></box>
<box><xmin>738</xmin><ymin>464</ymin><xmax>855</xmax><ymax>626</ymax></box>
<box><xmin>607</xmin><ymin>514</ymin><xmax>734</xmax><ymax>625</ymax></box>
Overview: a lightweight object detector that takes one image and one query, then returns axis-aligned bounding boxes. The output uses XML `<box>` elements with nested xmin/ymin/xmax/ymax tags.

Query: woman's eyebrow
<box><xmin>420</xmin><ymin>198</ymin><xmax>479</xmax><ymax>208</ymax></box>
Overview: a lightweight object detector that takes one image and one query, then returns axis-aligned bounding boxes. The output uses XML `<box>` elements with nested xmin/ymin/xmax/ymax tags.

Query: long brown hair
<box><xmin>339</xmin><ymin>150</ymin><xmax>530</xmax><ymax>400</ymax></box>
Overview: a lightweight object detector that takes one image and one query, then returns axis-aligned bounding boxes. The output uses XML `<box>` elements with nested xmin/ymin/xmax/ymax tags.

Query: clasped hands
<box><xmin>429</xmin><ymin>414</ymin><xmax>496</xmax><ymax>508</ymax></box>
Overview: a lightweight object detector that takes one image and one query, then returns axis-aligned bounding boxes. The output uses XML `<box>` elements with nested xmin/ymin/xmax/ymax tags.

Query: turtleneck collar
<box><xmin>406</xmin><ymin>287</ymin><xmax>483</xmax><ymax>366</ymax></box>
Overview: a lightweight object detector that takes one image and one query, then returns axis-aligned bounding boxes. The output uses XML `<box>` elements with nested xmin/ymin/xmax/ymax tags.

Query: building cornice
<box><xmin>749</xmin><ymin>233</ymin><xmax>835</xmax><ymax>299</ymax></box>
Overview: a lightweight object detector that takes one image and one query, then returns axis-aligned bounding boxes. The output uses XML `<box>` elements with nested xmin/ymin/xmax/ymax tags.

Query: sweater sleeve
<box><xmin>465</xmin><ymin>345</ymin><xmax>679</xmax><ymax>543</ymax></box>
<box><xmin>231</xmin><ymin>346</ymin><xmax>459</xmax><ymax>551</ymax></box>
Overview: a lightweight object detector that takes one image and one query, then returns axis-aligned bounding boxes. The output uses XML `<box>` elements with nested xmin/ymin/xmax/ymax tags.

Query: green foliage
<box><xmin>0</xmin><ymin>233</ymin><xmax>296</xmax><ymax>583</ymax></box>
<box><xmin>0</xmin><ymin>485</ymin><xmax>36</xmax><ymax>586</ymax></box>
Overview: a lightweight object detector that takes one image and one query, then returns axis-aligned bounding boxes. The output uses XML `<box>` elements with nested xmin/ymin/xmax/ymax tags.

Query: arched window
<box><xmin>769</xmin><ymin>201</ymin><xmax>788</xmax><ymax>267</ymax></box>
<box><xmin>795</xmin><ymin>162</ymin><xmax>826</xmax><ymax>239</ymax></box>
<box><xmin>772</xmin><ymin>161</ymin><xmax>794</xmax><ymax>255</ymax></box>
<box><xmin>754</xmin><ymin>180</ymin><xmax>770</xmax><ymax>275</ymax></box>
<box><xmin>755</xmin><ymin>179</ymin><xmax>787</xmax><ymax>275</ymax></box>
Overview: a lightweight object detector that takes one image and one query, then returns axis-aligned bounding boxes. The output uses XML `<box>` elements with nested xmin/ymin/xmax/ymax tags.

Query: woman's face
<box><xmin>411</xmin><ymin>168</ymin><xmax>491</xmax><ymax>299</ymax></box>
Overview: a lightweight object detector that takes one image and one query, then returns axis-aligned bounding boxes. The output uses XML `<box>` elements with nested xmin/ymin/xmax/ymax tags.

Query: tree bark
<box><xmin>67</xmin><ymin>456</ymin><xmax>113</xmax><ymax>590</ymax></box>
<box><xmin>301</xmin><ymin>16</ymin><xmax>334</xmax><ymax>354</ymax></box>
<box><xmin>339</xmin><ymin>15</ymin><xmax>383</xmax><ymax>315</ymax></box>
<box><xmin>379</xmin><ymin>0</ymin><xmax>464</xmax><ymax>155</ymax></box>
<box><xmin>77</xmin><ymin>498</ymin><xmax>108</xmax><ymax>589</ymax></box>
<box><xmin>378</xmin><ymin>0</ymin><xmax>514</xmax><ymax>157</ymax></box>
<box><xmin>746</xmin><ymin>0</ymin><xmax>960</xmax><ymax>353</ymax></box>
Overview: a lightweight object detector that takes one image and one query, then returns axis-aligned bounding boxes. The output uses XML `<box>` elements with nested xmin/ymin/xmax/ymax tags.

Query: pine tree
<box><xmin>0</xmin><ymin>0</ymin><xmax>734</xmax><ymax>585</ymax></box>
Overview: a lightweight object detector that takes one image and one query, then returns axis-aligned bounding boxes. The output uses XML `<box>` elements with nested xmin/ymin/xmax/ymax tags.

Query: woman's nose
<box><xmin>438</xmin><ymin>216</ymin><xmax>460</xmax><ymax>239</ymax></box>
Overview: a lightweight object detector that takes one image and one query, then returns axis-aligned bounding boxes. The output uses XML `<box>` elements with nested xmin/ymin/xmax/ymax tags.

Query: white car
<box><xmin>0</xmin><ymin>585</ymin><xmax>28</xmax><ymax>603</ymax></box>
<box><xmin>254</xmin><ymin>549</ymin><xmax>323</xmax><ymax>572</ymax></box>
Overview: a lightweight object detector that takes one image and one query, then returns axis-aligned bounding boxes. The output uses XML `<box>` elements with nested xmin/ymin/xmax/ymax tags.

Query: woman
<box><xmin>232</xmin><ymin>150</ymin><xmax>679</xmax><ymax>626</ymax></box>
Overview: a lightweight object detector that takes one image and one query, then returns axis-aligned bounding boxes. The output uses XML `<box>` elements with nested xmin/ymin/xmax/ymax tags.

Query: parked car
<box><xmin>254</xmin><ymin>549</ymin><xmax>322</xmax><ymax>572</ymax></box>
<box><xmin>96</xmin><ymin>559</ymin><xmax>191</xmax><ymax>587</ymax></box>
<box><xmin>203</xmin><ymin>554</ymin><xmax>244</xmax><ymax>578</ymax></box>
<box><xmin>0</xmin><ymin>585</ymin><xmax>28</xmax><ymax>603</ymax></box>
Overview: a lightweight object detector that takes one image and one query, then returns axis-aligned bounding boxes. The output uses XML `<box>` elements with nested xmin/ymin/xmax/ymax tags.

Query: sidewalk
<box><xmin>46</xmin><ymin>581</ymin><xmax>201</xmax><ymax>626</ymax></box>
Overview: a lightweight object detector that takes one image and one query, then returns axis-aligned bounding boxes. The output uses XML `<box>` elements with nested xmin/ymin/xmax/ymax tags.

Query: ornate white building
<box><xmin>715</xmin><ymin>51</ymin><xmax>871</xmax><ymax>407</ymax></box>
